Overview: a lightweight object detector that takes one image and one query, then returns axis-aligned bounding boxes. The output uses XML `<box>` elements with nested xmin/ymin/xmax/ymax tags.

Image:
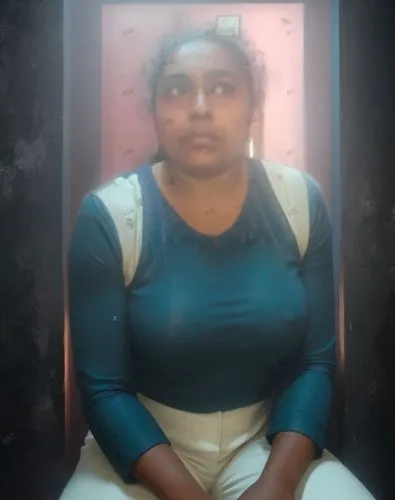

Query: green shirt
<box><xmin>68</xmin><ymin>160</ymin><xmax>336</xmax><ymax>482</ymax></box>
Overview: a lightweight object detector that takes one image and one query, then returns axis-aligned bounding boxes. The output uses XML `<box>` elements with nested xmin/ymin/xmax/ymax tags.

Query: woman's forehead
<box><xmin>162</xmin><ymin>40</ymin><xmax>240</xmax><ymax>77</ymax></box>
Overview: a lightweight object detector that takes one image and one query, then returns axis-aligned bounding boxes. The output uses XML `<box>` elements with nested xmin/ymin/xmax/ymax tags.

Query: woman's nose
<box><xmin>190</xmin><ymin>89</ymin><xmax>212</xmax><ymax>118</ymax></box>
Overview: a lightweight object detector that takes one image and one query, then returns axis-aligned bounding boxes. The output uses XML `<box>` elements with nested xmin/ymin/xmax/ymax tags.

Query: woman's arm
<box><xmin>240</xmin><ymin>176</ymin><xmax>337</xmax><ymax>499</ymax></box>
<box><xmin>68</xmin><ymin>195</ymin><xmax>209</xmax><ymax>500</ymax></box>
<box><xmin>133</xmin><ymin>444</ymin><xmax>210</xmax><ymax>500</ymax></box>
<box><xmin>249</xmin><ymin>433</ymin><xmax>315</xmax><ymax>497</ymax></box>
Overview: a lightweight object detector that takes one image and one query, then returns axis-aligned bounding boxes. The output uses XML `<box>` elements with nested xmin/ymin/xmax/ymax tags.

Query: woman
<box><xmin>61</xmin><ymin>30</ymin><xmax>374</xmax><ymax>500</ymax></box>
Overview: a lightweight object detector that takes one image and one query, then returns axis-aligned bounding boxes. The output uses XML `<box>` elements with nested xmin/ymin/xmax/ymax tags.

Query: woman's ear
<box><xmin>248</xmin><ymin>104</ymin><xmax>260</xmax><ymax>126</ymax></box>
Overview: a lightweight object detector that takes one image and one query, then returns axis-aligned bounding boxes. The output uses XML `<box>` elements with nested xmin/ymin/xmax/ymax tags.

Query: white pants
<box><xmin>60</xmin><ymin>395</ymin><xmax>375</xmax><ymax>500</ymax></box>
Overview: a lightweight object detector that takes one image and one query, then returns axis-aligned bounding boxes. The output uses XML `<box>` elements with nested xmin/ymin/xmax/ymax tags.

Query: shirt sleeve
<box><xmin>267</xmin><ymin>175</ymin><xmax>337</xmax><ymax>456</ymax></box>
<box><xmin>68</xmin><ymin>194</ymin><xmax>169</xmax><ymax>482</ymax></box>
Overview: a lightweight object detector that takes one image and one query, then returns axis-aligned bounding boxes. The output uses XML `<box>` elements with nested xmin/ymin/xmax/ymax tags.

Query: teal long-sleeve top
<box><xmin>68</xmin><ymin>160</ymin><xmax>337</xmax><ymax>483</ymax></box>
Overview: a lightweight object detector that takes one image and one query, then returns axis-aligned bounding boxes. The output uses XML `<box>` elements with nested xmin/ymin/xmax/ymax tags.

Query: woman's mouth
<box><xmin>184</xmin><ymin>132</ymin><xmax>219</xmax><ymax>148</ymax></box>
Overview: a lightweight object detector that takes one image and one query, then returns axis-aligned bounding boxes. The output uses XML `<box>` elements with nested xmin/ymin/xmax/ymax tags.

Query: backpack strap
<box><xmin>261</xmin><ymin>160</ymin><xmax>310</xmax><ymax>259</ymax></box>
<box><xmin>93</xmin><ymin>161</ymin><xmax>310</xmax><ymax>290</ymax></box>
<box><xmin>94</xmin><ymin>172</ymin><xmax>143</xmax><ymax>287</ymax></box>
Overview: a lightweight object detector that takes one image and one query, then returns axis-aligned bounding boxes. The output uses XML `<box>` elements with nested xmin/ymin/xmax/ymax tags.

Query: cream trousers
<box><xmin>60</xmin><ymin>395</ymin><xmax>375</xmax><ymax>500</ymax></box>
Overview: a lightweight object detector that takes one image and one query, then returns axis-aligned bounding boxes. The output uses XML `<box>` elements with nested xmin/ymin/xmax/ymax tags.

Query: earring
<box><xmin>246</xmin><ymin>137</ymin><xmax>255</xmax><ymax>158</ymax></box>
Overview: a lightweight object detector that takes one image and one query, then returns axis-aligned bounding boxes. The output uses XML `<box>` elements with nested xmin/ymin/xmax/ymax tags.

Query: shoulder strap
<box><xmin>94</xmin><ymin>172</ymin><xmax>143</xmax><ymax>287</ymax></box>
<box><xmin>261</xmin><ymin>160</ymin><xmax>310</xmax><ymax>258</ymax></box>
<box><xmin>93</xmin><ymin>161</ymin><xmax>309</xmax><ymax>289</ymax></box>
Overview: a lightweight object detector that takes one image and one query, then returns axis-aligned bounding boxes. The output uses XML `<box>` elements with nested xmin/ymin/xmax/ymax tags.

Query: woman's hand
<box><xmin>133</xmin><ymin>444</ymin><xmax>211</xmax><ymax>500</ymax></box>
<box><xmin>238</xmin><ymin>432</ymin><xmax>313</xmax><ymax>500</ymax></box>
<box><xmin>238</xmin><ymin>479</ymin><xmax>295</xmax><ymax>500</ymax></box>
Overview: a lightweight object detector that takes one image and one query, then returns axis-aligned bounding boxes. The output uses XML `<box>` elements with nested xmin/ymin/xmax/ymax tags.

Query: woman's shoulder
<box><xmin>258</xmin><ymin>158</ymin><xmax>325</xmax><ymax>205</ymax></box>
<box><xmin>79</xmin><ymin>166</ymin><xmax>148</xmax><ymax>222</ymax></box>
<box><xmin>92</xmin><ymin>167</ymin><xmax>145</xmax><ymax>203</ymax></box>
<box><xmin>256</xmin><ymin>159</ymin><xmax>329</xmax><ymax>253</ymax></box>
<box><xmin>72</xmin><ymin>167</ymin><xmax>148</xmax><ymax>280</ymax></box>
<box><xmin>263</xmin><ymin>161</ymin><xmax>330</xmax><ymax>236</ymax></box>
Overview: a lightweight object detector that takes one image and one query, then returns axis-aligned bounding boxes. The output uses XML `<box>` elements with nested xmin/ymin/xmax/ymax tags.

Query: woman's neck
<box><xmin>155</xmin><ymin>158</ymin><xmax>248</xmax><ymax>202</ymax></box>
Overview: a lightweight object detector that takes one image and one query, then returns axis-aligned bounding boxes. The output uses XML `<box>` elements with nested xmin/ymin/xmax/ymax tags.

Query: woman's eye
<box><xmin>212</xmin><ymin>82</ymin><xmax>236</xmax><ymax>95</ymax></box>
<box><xmin>167</xmin><ymin>83</ymin><xmax>188</xmax><ymax>97</ymax></box>
<box><xmin>169</xmin><ymin>87</ymin><xmax>181</xmax><ymax>96</ymax></box>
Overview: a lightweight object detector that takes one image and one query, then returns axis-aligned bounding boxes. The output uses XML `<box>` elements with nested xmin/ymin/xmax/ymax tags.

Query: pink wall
<box><xmin>102</xmin><ymin>3</ymin><xmax>304</xmax><ymax>181</ymax></box>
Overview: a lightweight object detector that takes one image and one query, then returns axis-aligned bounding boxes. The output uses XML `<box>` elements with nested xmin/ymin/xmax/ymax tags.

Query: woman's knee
<box><xmin>59</xmin><ymin>473</ymin><xmax>157</xmax><ymax>500</ymax></box>
<box><xmin>59</xmin><ymin>449</ymin><xmax>157</xmax><ymax>500</ymax></box>
<box><xmin>297</xmin><ymin>451</ymin><xmax>375</xmax><ymax>500</ymax></box>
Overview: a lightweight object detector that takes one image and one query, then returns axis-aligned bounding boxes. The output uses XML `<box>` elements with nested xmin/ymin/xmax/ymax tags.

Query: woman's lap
<box><xmin>59</xmin><ymin>444</ymin><xmax>157</xmax><ymax>500</ymax></box>
<box><xmin>211</xmin><ymin>435</ymin><xmax>375</xmax><ymax>500</ymax></box>
<box><xmin>59</xmin><ymin>435</ymin><xmax>375</xmax><ymax>500</ymax></box>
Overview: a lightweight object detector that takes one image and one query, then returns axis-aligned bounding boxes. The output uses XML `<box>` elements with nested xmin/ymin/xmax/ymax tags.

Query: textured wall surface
<box><xmin>101</xmin><ymin>3</ymin><xmax>304</xmax><ymax>179</ymax></box>
<box><xmin>0</xmin><ymin>1</ymin><xmax>64</xmax><ymax>499</ymax></box>
<box><xmin>340</xmin><ymin>1</ymin><xmax>395</xmax><ymax>499</ymax></box>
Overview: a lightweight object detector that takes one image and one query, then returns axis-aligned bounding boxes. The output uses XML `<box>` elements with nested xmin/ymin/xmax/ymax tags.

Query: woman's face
<box><xmin>153</xmin><ymin>40</ymin><xmax>252</xmax><ymax>172</ymax></box>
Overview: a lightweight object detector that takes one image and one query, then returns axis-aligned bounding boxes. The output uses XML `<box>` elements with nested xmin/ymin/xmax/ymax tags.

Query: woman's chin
<box><xmin>181</xmin><ymin>149</ymin><xmax>225</xmax><ymax>171</ymax></box>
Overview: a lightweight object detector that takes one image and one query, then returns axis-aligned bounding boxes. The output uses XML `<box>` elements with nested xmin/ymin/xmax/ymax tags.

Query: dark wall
<box><xmin>340</xmin><ymin>1</ymin><xmax>395</xmax><ymax>499</ymax></box>
<box><xmin>0</xmin><ymin>1</ymin><xmax>64</xmax><ymax>499</ymax></box>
